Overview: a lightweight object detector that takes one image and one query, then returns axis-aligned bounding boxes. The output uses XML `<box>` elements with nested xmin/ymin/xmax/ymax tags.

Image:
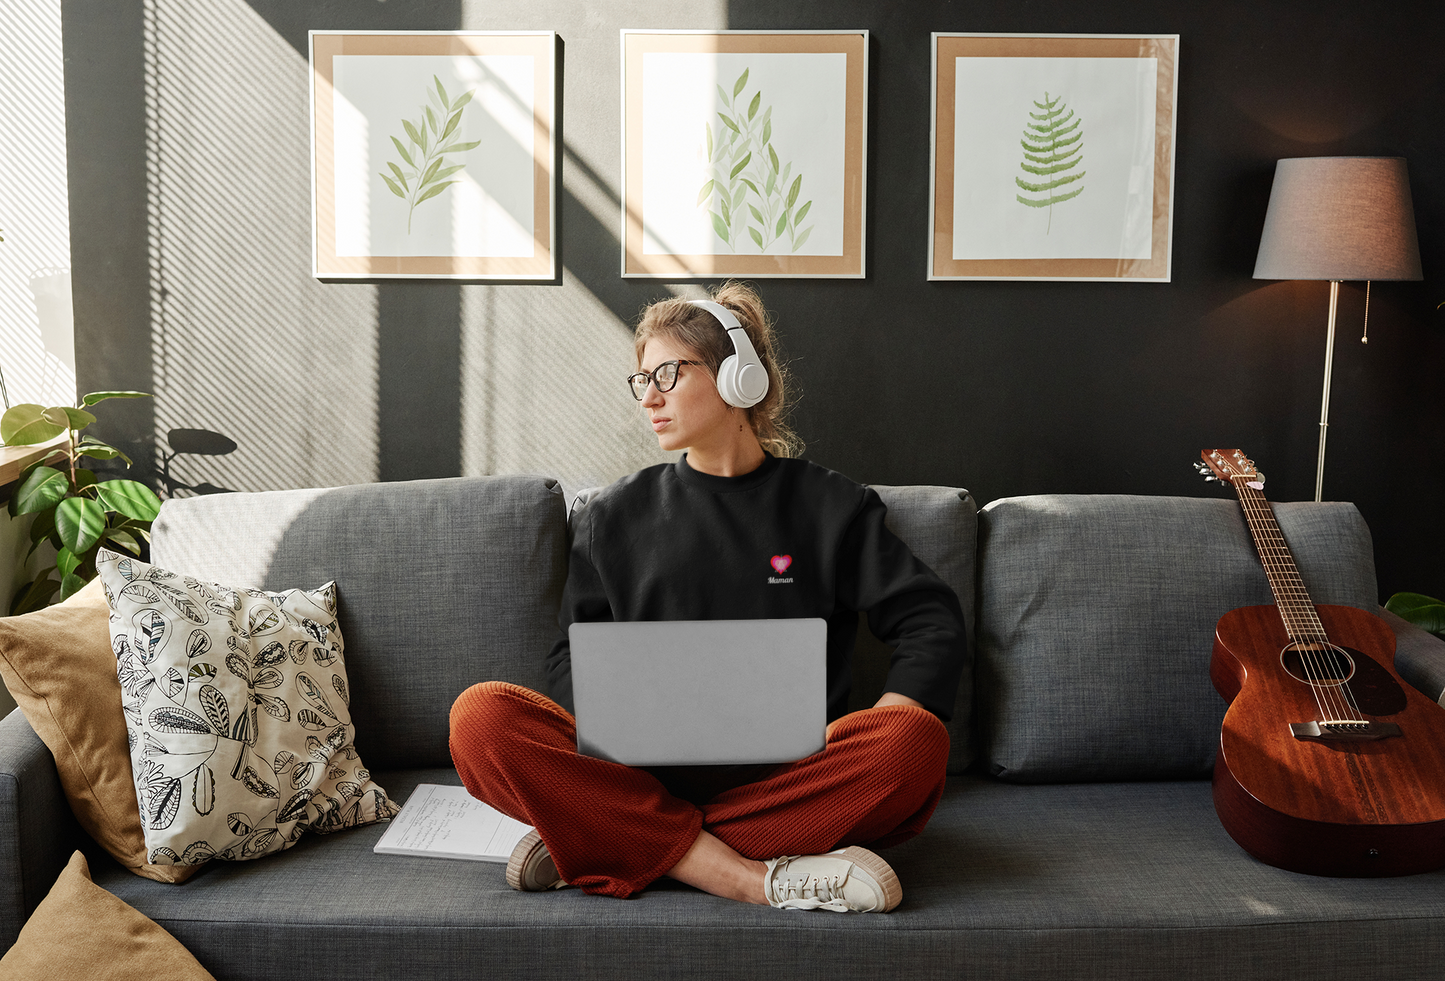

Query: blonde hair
<box><xmin>633</xmin><ymin>281</ymin><xmax>803</xmax><ymax>458</ymax></box>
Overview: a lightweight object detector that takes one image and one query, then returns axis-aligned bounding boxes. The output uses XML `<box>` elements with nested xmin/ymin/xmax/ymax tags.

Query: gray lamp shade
<box><xmin>1253</xmin><ymin>156</ymin><xmax>1423</xmax><ymax>281</ymax></box>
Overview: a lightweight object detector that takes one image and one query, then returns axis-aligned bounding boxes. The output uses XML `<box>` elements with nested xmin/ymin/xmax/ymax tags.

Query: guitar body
<box><xmin>1211</xmin><ymin>603</ymin><xmax>1445</xmax><ymax>877</ymax></box>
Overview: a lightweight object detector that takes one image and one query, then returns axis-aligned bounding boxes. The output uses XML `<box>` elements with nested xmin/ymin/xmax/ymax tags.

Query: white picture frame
<box><xmin>929</xmin><ymin>33</ymin><xmax>1179</xmax><ymax>282</ymax></box>
<box><xmin>309</xmin><ymin>31</ymin><xmax>558</xmax><ymax>280</ymax></box>
<box><xmin>621</xmin><ymin>30</ymin><xmax>868</xmax><ymax>279</ymax></box>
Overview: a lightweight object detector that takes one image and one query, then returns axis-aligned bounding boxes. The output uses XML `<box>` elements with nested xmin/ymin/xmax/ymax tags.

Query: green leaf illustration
<box><xmin>693</xmin><ymin>65</ymin><xmax>815</xmax><ymax>255</ymax></box>
<box><xmin>791</xmin><ymin>226</ymin><xmax>813</xmax><ymax>252</ymax></box>
<box><xmin>1014</xmin><ymin>91</ymin><xmax>1086</xmax><ymax>234</ymax></box>
<box><xmin>795</xmin><ymin>200</ymin><xmax>812</xmax><ymax>225</ymax></box>
<box><xmin>414</xmin><ymin>181</ymin><xmax>458</xmax><ymax>206</ymax></box>
<box><xmin>382</xmin><ymin>79</ymin><xmax>479</xmax><ymax>233</ymax></box>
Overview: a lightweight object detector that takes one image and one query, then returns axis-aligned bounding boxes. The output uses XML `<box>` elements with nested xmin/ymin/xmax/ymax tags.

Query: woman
<box><xmin>450</xmin><ymin>282</ymin><xmax>966</xmax><ymax>913</ymax></box>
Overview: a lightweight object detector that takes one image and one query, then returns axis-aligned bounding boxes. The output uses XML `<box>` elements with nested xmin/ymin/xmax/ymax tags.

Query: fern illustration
<box><xmin>696</xmin><ymin>67</ymin><xmax>814</xmax><ymax>254</ymax></box>
<box><xmin>1014</xmin><ymin>91</ymin><xmax>1085</xmax><ymax>234</ymax></box>
<box><xmin>380</xmin><ymin>76</ymin><xmax>482</xmax><ymax>233</ymax></box>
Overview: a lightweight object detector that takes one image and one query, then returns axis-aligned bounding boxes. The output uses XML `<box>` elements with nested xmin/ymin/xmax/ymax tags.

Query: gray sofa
<box><xmin>5</xmin><ymin>473</ymin><xmax>1445</xmax><ymax>980</ymax></box>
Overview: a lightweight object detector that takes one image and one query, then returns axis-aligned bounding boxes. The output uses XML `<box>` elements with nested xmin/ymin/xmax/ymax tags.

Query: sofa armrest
<box><xmin>0</xmin><ymin>708</ymin><xmax>81</xmax><ymax>949</ymax></box>
<box><xmin>1380</xmin><ymin>608</ymin><xmax>1445</xmax><ymax>705</ymax></box>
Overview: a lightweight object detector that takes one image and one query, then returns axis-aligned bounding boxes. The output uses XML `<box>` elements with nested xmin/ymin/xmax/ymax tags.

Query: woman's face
<box><xmin>638</xmin><ymin>336</ymin><xmax>733</xmax><ymax>453</ymax></box>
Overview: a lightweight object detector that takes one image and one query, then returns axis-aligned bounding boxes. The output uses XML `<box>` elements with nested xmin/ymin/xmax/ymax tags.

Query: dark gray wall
<box><xmin>63</xmin><ymin>0</ymin><xmax>1445</xmax><ymax>599</ymax></box>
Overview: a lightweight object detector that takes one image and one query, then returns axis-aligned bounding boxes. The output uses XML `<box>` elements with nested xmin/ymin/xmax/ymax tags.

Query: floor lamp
<box><xmin>1252</xmin><ymin>157</ymin><xmax>1423</xmax><ymax>502</ymax></box>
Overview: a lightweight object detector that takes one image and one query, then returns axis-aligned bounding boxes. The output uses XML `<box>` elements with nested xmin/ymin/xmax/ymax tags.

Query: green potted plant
<box><xmin>2</xmin><ymin>393</ymin><xmax>162</xmax><ymax>614</ymax></box>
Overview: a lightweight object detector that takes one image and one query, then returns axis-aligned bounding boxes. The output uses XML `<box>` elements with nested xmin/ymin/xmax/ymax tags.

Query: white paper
<box><xmin>373</xmin><ymin>784</ymin><xmax>533</xmax><ymax>862</ymax></box>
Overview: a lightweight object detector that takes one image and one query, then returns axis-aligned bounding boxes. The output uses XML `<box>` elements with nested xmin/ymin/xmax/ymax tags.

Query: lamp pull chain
<box><xmin>1361</xmin><ymin>280</ymin><xmax>1371</xmax><ymax>344</ymax></box>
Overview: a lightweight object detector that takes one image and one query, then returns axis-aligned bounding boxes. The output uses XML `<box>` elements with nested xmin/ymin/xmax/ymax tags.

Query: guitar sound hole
<box><xmin>1280</xmin><ymin>642</ymin><xmax>1354</xmax><ymax>688</ymax></box>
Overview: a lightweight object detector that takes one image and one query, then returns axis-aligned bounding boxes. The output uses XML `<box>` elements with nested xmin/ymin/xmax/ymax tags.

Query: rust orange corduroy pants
<box><xmin>448</xmin><ymin>680</ymin><xmax>950</xmax><ymax>898</ymax></box>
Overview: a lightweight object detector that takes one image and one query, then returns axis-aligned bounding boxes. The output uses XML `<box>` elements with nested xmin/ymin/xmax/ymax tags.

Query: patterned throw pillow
<box><xmin>96</xmin><ymin>550</ymin><xmax>398</xmax><ymax>866</ymax></box>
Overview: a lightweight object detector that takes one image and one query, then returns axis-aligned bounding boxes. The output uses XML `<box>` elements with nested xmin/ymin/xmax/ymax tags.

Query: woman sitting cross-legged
<box><xmin>449</xmin><ymin>282</ymin><xmax>967</xmax><ymax>913</ymax></box>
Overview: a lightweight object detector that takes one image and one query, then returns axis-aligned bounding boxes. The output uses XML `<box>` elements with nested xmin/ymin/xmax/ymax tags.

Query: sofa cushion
<box><xmin>88</xmin><ymin>771</ymin><xmax>1445</xmax><ymax>981</ymax></box>
<box><xmin>150</xmin><ymin>476</ymin><xmax>569</xmax><ymax>771</ymax></box>
<box><xmin>0</xmin><ymin>851</ymin><xmax>215</xmax><ymax>980</ymax></box>
<box><xmin>96</xmin><ymin>552</ymin><xmax>397</xmax><ymax>866</ymax></box>
<box><xmin>0</xmin><ymin>579</ymin><xmax>197</xmax><ymax>883</ymax></box>
<box><xmin>850</xmin><ymin>485</ymin><xmax>977</xmax><ymax>772</ymax></box>
<box><xmin>976</xmin><ymin>496</ymin><xmax>1378</xmax><ymax>782</ymax></box>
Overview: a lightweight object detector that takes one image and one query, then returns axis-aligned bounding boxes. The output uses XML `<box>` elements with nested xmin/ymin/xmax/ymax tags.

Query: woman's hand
<box><xmin>826</xmin><ymin>692</ymin><xmax>928</xmax><ymax>740</ymax></box>
<box><xmin>871</xmin><ymin>692</ymin><xmax>926</xmax><ymax>711</ymax></box>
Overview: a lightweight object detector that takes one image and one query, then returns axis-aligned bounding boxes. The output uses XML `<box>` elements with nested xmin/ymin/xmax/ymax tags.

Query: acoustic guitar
<box><xmin>1199</xmin><ymin>448</ymin><xmax>1445</xmax><ymax>877</ymax></box>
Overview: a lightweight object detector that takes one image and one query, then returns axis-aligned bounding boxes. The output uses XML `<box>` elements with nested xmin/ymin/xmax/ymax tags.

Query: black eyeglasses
<box><xmin>627</xmin><ymin>360</ymin><xmax>703</xmax><ymax>400</ymax></box>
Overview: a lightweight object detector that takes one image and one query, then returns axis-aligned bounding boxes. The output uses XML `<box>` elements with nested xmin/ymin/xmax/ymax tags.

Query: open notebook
<box><xmin>373</xmin><ymin>784</ymin><xmax>532</xmax><ymax>862</ymax></box>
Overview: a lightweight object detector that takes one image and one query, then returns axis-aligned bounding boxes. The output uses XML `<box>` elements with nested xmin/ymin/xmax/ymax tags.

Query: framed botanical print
<box><xmin>930</xmin><ymin>33</ymin><xmax>1179</xmax><ymax>281</ymax></box>
<box><xmin>309</xmin><ymin>31</ymin><xmax>558</xmax><ymax>280</ymax></box>
<box><xmin>621</xmin><ymin>30</ymin><xmax>868</xmax><ymax>278</ymax></box>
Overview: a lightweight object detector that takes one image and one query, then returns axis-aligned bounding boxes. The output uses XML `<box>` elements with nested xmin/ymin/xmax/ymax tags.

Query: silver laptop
<box><xmin>569</xmin><ymin>618</ymin><xmax>827</xmax><ymax>767</ymax></box>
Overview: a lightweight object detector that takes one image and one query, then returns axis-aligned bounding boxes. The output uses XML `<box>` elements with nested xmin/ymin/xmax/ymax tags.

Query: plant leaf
<box><xmin>786</xmin><ymin>174</ymin><xmax>802</xmax><ymax>208</ymax></box>
<box><xmin>440</xmin><ymin>108</ymin><xmax>462</xmax><ymax>143</ymax></box>
<box><xmin>748</xmin><ymin>203</ymin><xmax>765</xmax><ymax>224</ymax></box>
<box><xmin>795</xmin><ymin>200</ymin><xmax>812</xmax><ymax>225</ymax></box>
<box><xmin>11</xmin><ymin>466</ymin><xmax>68</xmax><ymax>516</ymax></box>
<box><xmin>761</xmin><ymin>118</ymin><xmax>771</xmax><ymax>146</ymax></box>
<box><xmin>748</xmin><ymin>91</ymin><xmax>760</xmax><ymax>122</ymax></box>
<box><xmin>419</xmin><ymin>157</ymin><xmax>443</xmax><ymax>186</ymax></box>
<box><xmin>55</xmin><ymin>496</ymin><xmax>106</xmax><ymax>554</ymax></box>
<box><xmin>403</xmin><ymin>118</ymin><xmax>424</xmax><ymax>147</ymax></box>
<box><xmin>193</xmin><ymin>765</ymin><xmax>215</xmax><ymax>816</ymax></box>
<box><xmin>696</xmin><ymin>179</ymin><xmax>716</xmax><ymax>207</ymax></box>
<box><xmin>388</xmin><ymin>134</ymin><xmax>414</xmax><ymax>168</ymax></box>
<box><xmin>450</xmin><ymin>87</ymin><xmax>474</xmax><ymax>111</ymax></box>
<box><xmin>200</xmin><ymin>684</ymin><xmax>229</xmax><ymax>732</ymax></box>
<box><xmin>380</xmin><ymin>174</ymin><xmax>405</xmax><ymax>199</ymax></box>
<box><xmin>705</xmin><ymin>122</ymin><xmax>713</xmax><ymax>162</ymax></box>
<box><xmin>414</xmin><ymin>181</ymin><xmax>457</xmax><ymax>206</ymax></box>
<box><xmin>94</xmin><ymin>479</ymin><xmax>162</xmax><ymax>522</ymax></box>
<box><xmin>59</xmin><ymin>571</ymin><xmax>89</xmax><ymax>603</ymax></box>
<box><xmin>425</xmin><ymin>106</ymin><xmax>439</xmax><ymax>134</ymax></box>
<box><xmin>733</xmin><ymin>68</ymin><xmax>749</xmax><ymax>99</ymax></box>
<box><xmin>776</xmin><ymin>211</ymin><xmax>788</xmax><ymax>237</ymax></box>
<box><xmin>792</xmin><ymin>226</ymin><xmax>813</xmax><ymax>252</ymax></box>
<box><xmin>9</xmin><ymin>576</ymin><xmax>60</xmax><ymax>616</ymax></box>
<box><xmin>0</xmin><ymin>404</ymin><xmax>66</xmax><ymax>445</ymax></box>
<box><xmin>434</xmin><ymin>75</ymin><xmax>450</xmax><ymax>108</ymax></box>
<box><xmin>1384</xmin><ymin>592</ymin><xmax>1445</xmax><ymax>636</ymax></box>
<box><xmin>56</xmin><ymin>546</ymin><xmax>81</xmax><ymax>579</ymax></box>
<box><xmin>80</xmin><ymin>391</ymin><xmax>151</xmax><ymax>407</ymax></box>
<box><xmin>104</xmin><ymin>527</ymin><xmax>142</xmax><ymax>555</ymax></box>
<box><xmin>710</xmin><ymin>210</ymin><xmax>729</xmax><ymax>241</ymax></box>
<box><xmin>436</xmin><ymin>139</ymin><xmax>480</xmax><ymax>154</ymax></box>
<box><xmin>149</xmin><ymin>705</ymin><xmax>212</xmax><ymax>735</ymax></box>
<box><xmin>43</xmin><ymin>405</ymin><xmax>96</xmax><ymax>430</ymax></box>
<box><xmin>716</xmin><ymin>82</ymin><xmax>731</xmax><ymax>108</ymax></box>
<box><xmin>749</xmin><ymin>226</ymin><xmax>764</xmax><ymax>249</ymax></box>
<box><xmin>717</xmin><ymin>112</ymin><xmax>739</xmax><ymax>135</ymax></box>
<box><xmin>768</xmin><ymin>144</ymin><xmax>780</xmax><ymax>175</ymax></box>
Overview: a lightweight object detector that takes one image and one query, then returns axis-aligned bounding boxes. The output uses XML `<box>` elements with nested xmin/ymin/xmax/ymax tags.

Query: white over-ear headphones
<box><xmin>688</xmin><ymin>299</ymin><xmax>769</xmax><ymax>409</ymax></box>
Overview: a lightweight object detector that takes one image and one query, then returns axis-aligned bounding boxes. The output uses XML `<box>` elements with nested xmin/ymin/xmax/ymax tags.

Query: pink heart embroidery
<box><xmin>770</xmin><ymin>555</ymin><xmax>792</xmax><ymax>574</ymax></box>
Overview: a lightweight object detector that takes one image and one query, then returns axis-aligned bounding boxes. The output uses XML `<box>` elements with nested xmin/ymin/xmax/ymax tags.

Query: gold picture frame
<box><xmin>309</xmin><ymin>31</ymin><xmax>557</xmax><ymax>281</ymax></box>
<box><xmin>929</xmin><ymin>33</ymin><xmax>1178</xmax><ymax>282</ymax></box>
<box><xmin>621</xmin><ymin>30</ymin><xmax>868</xmax><ymax>279</ymax></box>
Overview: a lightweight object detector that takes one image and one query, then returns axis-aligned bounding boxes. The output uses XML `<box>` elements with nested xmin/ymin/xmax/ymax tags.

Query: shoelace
<box><xmin>765</xmin><ymin>856</ymin><xmax>856</xmax><ymax>912</ymax></box>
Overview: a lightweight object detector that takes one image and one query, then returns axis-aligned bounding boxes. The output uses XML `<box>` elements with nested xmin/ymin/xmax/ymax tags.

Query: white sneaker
<box><xmin>505</xmin><ymin>830</ymin><xmax>569</xmax><ymax>891</ymax></box>
<box><xmin>763</xmin><ymin>846</ymin><xmax>902</xmax><ymax>913</ymax></box>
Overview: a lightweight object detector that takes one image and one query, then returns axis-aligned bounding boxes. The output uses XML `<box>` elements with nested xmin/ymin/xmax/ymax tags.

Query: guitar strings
<box><xmin>1234</xmin><ymin>480</ymin><xmax>1362</xmax><ymax>724</ymax></box>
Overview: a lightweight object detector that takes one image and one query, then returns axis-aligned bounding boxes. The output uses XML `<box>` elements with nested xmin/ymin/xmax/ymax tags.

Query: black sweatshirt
<box><xmin>544</xmin><ymin>453</ymin><xmax>968</xmax><ymax>723</ymax></box>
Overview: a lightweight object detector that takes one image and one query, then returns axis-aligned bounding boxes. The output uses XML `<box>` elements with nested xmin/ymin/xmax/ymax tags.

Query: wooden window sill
<box><xmin>0</xmin><ymin>436</ymin><xmax>69</xmax><ymax>500</ymax></box>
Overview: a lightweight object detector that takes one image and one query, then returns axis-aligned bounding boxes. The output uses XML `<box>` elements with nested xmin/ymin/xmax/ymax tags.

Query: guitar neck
<box><xmin>1230</xmin><ymin>477</ymin><xmax>1327</xmax><ymax>645</ymax></box>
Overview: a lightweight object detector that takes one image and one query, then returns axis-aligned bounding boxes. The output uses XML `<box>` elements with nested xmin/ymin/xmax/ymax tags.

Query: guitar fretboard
<box><xmin>1230</xmin><ymin>477</ymin><xmax>1328</xmax><ymax>646</ymax></box>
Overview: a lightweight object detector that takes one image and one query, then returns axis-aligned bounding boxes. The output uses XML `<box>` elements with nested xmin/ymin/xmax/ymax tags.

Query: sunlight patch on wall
<box><xmin>0</xmin><ymin>0</ymin><xmax>75</xmax><ymax>409</ymax></box>
<box><xmin>142</xmin><ymin>0</ymin><xmax>378</xmax><ymax>495</ymax></box>
<box><xmin>460</xmin><ymin>282</ymin><xmax>682</xmax><ymax>502</ymax></box>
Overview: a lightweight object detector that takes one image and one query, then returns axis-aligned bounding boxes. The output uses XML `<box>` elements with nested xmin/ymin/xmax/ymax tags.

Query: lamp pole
<box><xmin>1314</xmin><ymin>280</ymin><xmax>1340</xmax><ymax>503</ymax></box>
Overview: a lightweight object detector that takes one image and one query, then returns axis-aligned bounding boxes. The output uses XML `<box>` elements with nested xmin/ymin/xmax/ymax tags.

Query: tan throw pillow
<box><xmin>0</xmin><ymin>578</ymin><xmax>197</xmax><ymax>883</ymax></box>
<box><xmin>0</xmin><ymin>850</ymin><xmax>216</xmax><ymax>979</ymax></box>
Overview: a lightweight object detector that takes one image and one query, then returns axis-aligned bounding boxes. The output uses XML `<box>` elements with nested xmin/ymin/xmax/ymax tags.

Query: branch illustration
<box><xmin>380</xmin><ymin>76</ymin><xmax>482</xmax><ymax>233</ymax></box>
